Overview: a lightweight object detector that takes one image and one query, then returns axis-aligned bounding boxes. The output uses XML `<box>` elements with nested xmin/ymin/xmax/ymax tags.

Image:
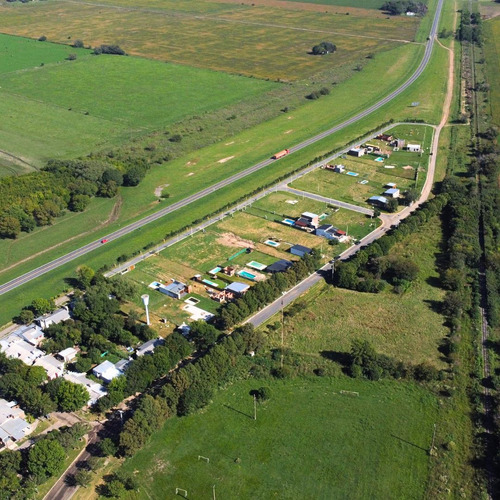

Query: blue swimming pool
<box><xmin>346</xmin><ymin>171</ymin><xmax>359</xmax><ymax>177</ymax></box>
<box><xmin>202</xmin><ymin>279</ymin><xmax>219</xmax><ymax>287</ymax></box>
<box><xmin>239</xmin><ymin>270</ymin><xmax>256</xmax><ymax>280</ymax></box>
<box><xmin>374</xmin><ymin>157</ymin><xmax>384</xmax><ymax>162</ymax></box>
<box><xmin>282</xmin><ymin>218</ymin><xmax>295</xmax><ymax>225</ymax></box>
<box><xmin>208</xmin><ymin>266</ymin><xmax>221</xmax><ymax>275</ymax></box>
<box><xmin>265</xmin><ymin>240</ymin><xmax>280</xmax><ymax>247</ymax></box>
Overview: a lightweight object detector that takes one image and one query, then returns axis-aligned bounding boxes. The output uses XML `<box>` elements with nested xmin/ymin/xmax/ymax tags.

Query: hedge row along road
<box><xmin>0</xmin><ymin>0</ymin><xmax>444</xmax><ymax>296</ymax></box>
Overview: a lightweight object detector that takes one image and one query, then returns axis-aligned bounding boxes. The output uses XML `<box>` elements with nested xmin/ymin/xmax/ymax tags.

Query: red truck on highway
<box><xmin>272</xmin><ymin>149</ymin><xmax>290</xmax><ymax>160</ymax></box>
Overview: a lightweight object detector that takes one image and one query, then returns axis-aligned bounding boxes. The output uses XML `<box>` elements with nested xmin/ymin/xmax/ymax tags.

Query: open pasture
<box><xmin>0</xmin><ymin>0</ymin><xmax>418</xmax><ymax>80</ymax></box>
<box><xmin>118</xmin><ymin>376</ymin><xmax>436</xmax><ymax>499</ymax></box>
<box><xmin>0</xmin><ymin>54</ymin><xmax>275</xmax><ymax>131</ymax></box>
<box><xmin>265</xmin><ymin>216</ymin><xmax>448</xmax><ymax>368</ymax></box>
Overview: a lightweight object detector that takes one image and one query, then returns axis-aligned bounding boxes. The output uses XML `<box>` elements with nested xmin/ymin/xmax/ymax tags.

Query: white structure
<box><xmin>19</xmin><ymin>325</ymin><xmax>44</xmax><ymax>347</ymax></box>
<box><xmin>57</xmin><ymin>347</ymin><xmax>78</xmax><ymax>363</ymax></box>
<box><xmin>93</xmin><ymin>360</ymin><xmax>122</xmax><ymax>383</ymax></box>
<box><xmin>0</xmin><ymin>336</ymin><xmax>44</xmax><ymax>365</ymax></box>
<box><xmin>384</xmin><ymin>188</ymin><xmax>401</xmax><ymax>198</ymax></box>
<box><xmin>141</xmin><ymin>294</ymin><xmax>150</xmax><ymax>326</ymax></box>
<box><xmin>34</xmin><ymin>355</ymin><xmax>65</xmax><ymax>380</ymax></box>
<box><xmin>406</xmin><ymin>143</ymin><xmax>421</xmax><ymax>152</ymax></box>
<box><xmin>35</xmin><ymin>307</ymin><xmax>71</xmax><ymax>330</ymax></box>
<box><xmin>0</xmin><ymin>399</ymin><xmax>31</xmax><ymax>448</ymax></box>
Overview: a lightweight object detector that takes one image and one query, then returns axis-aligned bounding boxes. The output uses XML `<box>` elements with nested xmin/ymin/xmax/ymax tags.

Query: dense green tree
<box><xmin>28</xmin><ymin>439</ymin><xmax>65</xmax><ymax>479</ymax></box>
<box><xmin>0</xmin><ymin>215</ymin><xmax>21</xmax><ymax>238</ymax></box>
<box><xmin>31</xmin><ymin>297</ymin><xmax>56</xmax><ymax>316</ymax></box>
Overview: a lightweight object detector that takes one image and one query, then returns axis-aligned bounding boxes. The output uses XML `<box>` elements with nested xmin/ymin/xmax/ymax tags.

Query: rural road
<box><xmin>43</xmin><ymin>424</ymin><xmax>103</xmax><ymax>500</ymax></box>
<box><xmin>0</xmin><ymin>0</ymin><xmax>443</xmax><ymax>296</ymax></box>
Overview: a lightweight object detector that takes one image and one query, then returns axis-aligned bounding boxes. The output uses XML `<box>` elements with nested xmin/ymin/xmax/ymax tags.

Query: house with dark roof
<box><xmin>266</xmin><ymin>259</ymin><xmax>293</xmax><ymax>273</ymax></box>
<box><xmin>290</xmin><ymin>245</ymin><xmax>313</xmax><ymax>258</ymax></box>
<box><xmin>368</xmin><ymin>195</ymin><xmax>388</xmax><ymax>207</ymax></box>
<box><xmin>159</xmin><ymin>280</ymin><xmax>189</xmax><ymax>299</ymax></box>
<box><xmin>136</xmin><ymin>338</ymin><xmax>164</xmax><ymax>357</ymax></box>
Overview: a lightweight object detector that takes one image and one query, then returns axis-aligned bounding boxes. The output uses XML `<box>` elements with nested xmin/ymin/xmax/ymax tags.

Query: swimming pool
<box><xmin>208</xmin><ymin>266</ymin><xmax>221</xmax><ymax>275</ymax></box>
<box><xmin>239</xmin><ymin>270</ymin><xmax>256</xmax><ymax>280</ymax></box>
<box><xmin>282</xmin><ymin>218</ymin><xmax>295</xmax><ymax>225</ymax></box>
<box><xmin>374</xmin><ymin>157</ymin><xmax>384</xmax><ymax>162</ymax></box>
<box><xmin>248</xmin><ymin>261</ymin><xmax>267</xmax><ymax>271</ymax></box>
<box><xmin>346</xmin><ymin>171</ymin><xmax>359</xmax><ymax>177</ymax></box>
<box><xmin>265</xmin><ymin>240</ymin><xmax>280</xmax><ymax>247</ymax></box>
<box><xmin>202</xmin><ymin>279</ymin><xmax>219</xmax><ymax>287</ymax></box>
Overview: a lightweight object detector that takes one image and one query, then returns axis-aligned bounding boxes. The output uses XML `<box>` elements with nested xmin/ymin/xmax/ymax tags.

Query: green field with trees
<box><xmin>117</xmin><ymin>377</ymin><xmax>436</xmax><ymax>499</ymax></box>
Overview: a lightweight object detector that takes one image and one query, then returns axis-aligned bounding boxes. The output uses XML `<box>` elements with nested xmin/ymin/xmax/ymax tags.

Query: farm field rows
<box><xmin>263</xmin><ymin>215</ymin><xmax>448</xmax><ymax>368</ymax></box>
<box><xmin>0</xmin><ymin>0</ymin><xmax>419</xmax><ymax>80</ymax></box>
<box><xmin>117</xmin><ymin>376</ymin><xmax>437</xmax><ymax>499</ymax></box>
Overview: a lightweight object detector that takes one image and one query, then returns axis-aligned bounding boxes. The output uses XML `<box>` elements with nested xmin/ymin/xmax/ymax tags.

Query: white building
<box><xmin>34</xmin><ymin>355</ymin><xmax>65</xmax><ymax>380</ymax></box>
<box><xmin>0</xmin><ymin>399</ymin><xmax>31</xmax><ymax>448</ymax></box>
<box><xmin>93</xmin><ymin>360</ymin><xmax>122</xmax><ymax>384</ymax></box>
<box><xmin>0</xmin><ymin>336</ymin><xmax>44</xmax><ymax>365</ymax></box>
<box><xmin>57</xmin><ymin>347</ymin><xmax>78</xmax><ymax>363</ymax></box>
<box><xmin>35</xmin><ymin>307</ymin><xmax>71</xmax><ymax>330</ymax></box>
<box><xmin>406</xmin><ymin>143</ymin><xmax>421</xmax><ymax>152</ymax></box>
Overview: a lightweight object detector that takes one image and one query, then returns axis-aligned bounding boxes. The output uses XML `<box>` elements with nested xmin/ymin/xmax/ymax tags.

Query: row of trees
<box><xmin>332</xmin><ymin>193</ymin><xmax>449</xmax><ymax>293</ymax></box>
<box><xmin>380</xmin><ymin>1</ymin><xmax>427</xmax><ymax>16</ymax></box>
<box><xmin>456</xmin><ymin>9</ymin><xmax>483</xmax><ymax>46</ymax></box>
<box><xmin>117</xmin><ymin>324</ymin><xmax>264</xmax><ymax>456</ymax></box>
<box><xmin>216</xmin><ymin>251</ymin><xmax>322</xmax><ymax>329</ymax></box>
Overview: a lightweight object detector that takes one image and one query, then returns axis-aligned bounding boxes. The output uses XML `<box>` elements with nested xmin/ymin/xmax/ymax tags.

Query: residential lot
<box><xmin>290</xmin><ymin>124</ymin><xmax>433</xmax><ymax>209</ymax></box>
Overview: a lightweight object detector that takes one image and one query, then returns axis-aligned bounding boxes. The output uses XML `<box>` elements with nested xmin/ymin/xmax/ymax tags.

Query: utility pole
<box><xmin>213</xmin><ymin>485</ymin><xmax>216</xmax><ymax>500</ymax></box>
<box><xmin>253</xmin><ymin>394</ymin><xmax>257</xmax><ymax>421</ymax></box>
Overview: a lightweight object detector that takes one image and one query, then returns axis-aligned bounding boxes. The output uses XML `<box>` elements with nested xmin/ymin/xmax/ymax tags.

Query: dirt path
<box><xmin>0</xmin><ymin>196</ymin><xmax>122</xmax><ymax>275</ymax></box>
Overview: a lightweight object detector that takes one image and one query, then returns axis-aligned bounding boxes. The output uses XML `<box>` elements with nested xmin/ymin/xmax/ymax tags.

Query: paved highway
<box><xmin>0</xmin><ymin>0</ymin><xmax>443</xmax><ymax>296</ymax></box>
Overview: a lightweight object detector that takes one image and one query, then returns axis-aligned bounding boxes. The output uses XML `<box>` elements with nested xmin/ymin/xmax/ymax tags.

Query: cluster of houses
<box><xmin>368</xmin><ymin>181</ymin><xmax>401</xmax><ymax>208</ymax></box>
<box><xmin>0</xmin><ymin>307</ymin><xmax>165</xmax><ymax>448</ymax></box>
<box><xmin>375</xmin><ymin>133</ymin><xmax>421</xmax><ymax>153</ymax></box>
<box><xmin>283</xmin><ymin>211</ymin><xmax>349</xmax><ymax>243</ymax></box>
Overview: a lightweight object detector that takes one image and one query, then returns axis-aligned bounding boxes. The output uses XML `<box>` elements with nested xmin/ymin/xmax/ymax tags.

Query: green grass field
<box><xmin>0</xmin><ymin>55</ymin><xmax>275</xmax><ymax>129</ymax></box>
<box><xmin>263</xmin><ymin>215</ymin><xmax>448</xmax><ymax>367</ymax></box>
<box><xmin>0</xmin><ymin>33</ymin><xmax>91</xmax><ymax>74</ymax></box>
<box><xmin>483</xmin><ymin>18</ymin><xmax>500</xmax><ymax>128</ymax></box>
<box><xmin>118</xmin><ymin>376</ymin><xmax>436</xmax><ymax>499</ymax></box>
<box><xmin>283</xmin><ymin>0</ymin><xmax>387</xmax><ymax>8</ymax></box>
<box><xmin>0</xmin><ymin>0</ymin><xmax>418</xmax><ymax>80</ymax></box>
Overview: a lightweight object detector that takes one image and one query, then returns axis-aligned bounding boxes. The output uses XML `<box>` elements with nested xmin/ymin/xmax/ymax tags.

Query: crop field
<box><xmin>265</xmin><ymin>216</ymin><xmax>448</xmax><ymax>368</ymax></box>
<box><xmin>0</xmin><ymin>0</ymin><xmax>419</xmax><ymax>80</ymax></box>
<box><xmin>118</xmin><ymin>376</ymin><xmax>436</xmax><ymax>499</ymax></box>
<box><xmin>290</xmin><ymin>124</ymin><xmax>433</xmax><ymax>207</ymax></box>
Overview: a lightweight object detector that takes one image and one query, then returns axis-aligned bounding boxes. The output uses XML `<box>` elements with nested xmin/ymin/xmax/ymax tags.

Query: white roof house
<box><xmin>406</xmin><ymin>143</ymin><xmax>421</xmax><ymax>152</ymax></box>
<box><xmin>136</xmin><ymin>338</ymin><xmax>164</xmax><ymax>357</ymax></box>
<box><xmin>0</xmin><ymin>399</ymin><xmax>31</xmax><ymax>447</ymax></box>
<box><xmin>57</xmin><ymin>347</ymin><xmax>78</xmax><ymax>363</ymax></box>
<box><xmin>93</xmin><ymin>360</ymin><xmax>122</xmax><ymax>383</ymax></box>
<box><xmin>0</xmin><ymin>336</ymin><xmax>44</xmax><ymax>365</ymax></box>
<box><xmin>34</xmin><ymin>355</ymin><xmax>65</xmax><ymax>380</ymax></box>
<box><xmin>36</xmin><ymin>307</ymin><xmax>71</xmax><ymax>330</ymax></box>
<box><xmin>20</xmin><ymin>325</ymin><xmax>45</xmax><ymax>347</ymax></box>
<box><xmin>384</xmin><ymin>188</ymin><xmax>400</xmax><ymax>198</ymax></box>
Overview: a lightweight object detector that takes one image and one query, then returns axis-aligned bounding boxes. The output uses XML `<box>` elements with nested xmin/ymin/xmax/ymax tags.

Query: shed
<box><xmin>384</xmin><ymin>188</ymin><xmax>400</xmax><ymax>198</ymax></box>
<box><xmin>385</xmin><ymin>182</ymin><xmax>397</xmax><ymax>188</ymax></box>
<box><xmin>266</xmin><ymin>259</ymin><xmax>293</xmax><ymax>273</ymax></box>
<box><xmin>348</xmin><ymin>148</ymin><xmax>365</xmax><ymax>157</ymax></box>
<box><xmin>290</xmin><ymin>245</ymin><xmax>313</xmax><ymax>258</ymax></box>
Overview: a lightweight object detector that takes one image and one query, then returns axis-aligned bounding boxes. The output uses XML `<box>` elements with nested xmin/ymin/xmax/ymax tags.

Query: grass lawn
<box><xmin>0</xmin><ymin>33</ymin><xmax>91</xmax><ymax>74</ymax></box>
<box><xmin>264</xmin><ymin>216</ymin><xmax>448</xmax><ymax>368</ymax></box>
<box><xmin>118</xmin><ymin>376</ymin><xmax>437</xmax><ymax>499</ymax></box>
<box><xmin>0</xmin><ymin>0</ymin><xmax>418</xmax><ymax>80</ymax></box>
<box><xmin>483</xmin><ymin>18</ymin><xmax>500</xmax><ymax>128</ymax></box>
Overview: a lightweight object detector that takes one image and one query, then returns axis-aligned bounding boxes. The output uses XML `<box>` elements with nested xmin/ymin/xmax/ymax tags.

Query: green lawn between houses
<box><xmin>118</xmin><ymin>376</ymin><xmax>436</xmax><ymax>499</ymax></box>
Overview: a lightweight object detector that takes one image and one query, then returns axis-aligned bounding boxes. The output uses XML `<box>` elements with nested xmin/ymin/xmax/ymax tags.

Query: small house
<box><xmin>391</xmin><ymin>138</ymin><xmax>406</xmax><ymax>149</ymax></box>
<box><xmin>0</xmin><ymin>399</ymin><xmax>31</xmax><ymax>448</ymax></box>
<box><xmin>348</xmin><ymin>147</ymin><xmax>365</xmax><ymax>157</ymax></box>
<box><xmin>93</xmin><ymin>360</ymin><xmax>122</xmax><ymax>383</ymax></box>
<box><xmin>300</xmin><ymin>212</ymin><xmax>320</xmax><ymax>228</ymax></box>
<box><xmin>57</xmin><ymin>347</ymin><xmax>78</xmax><ymax>363</ymax></box>
<box><xmin>224</xmin><ymin>282</ymin><xmax>250</xmax><ymax>297</ymax></box>
<box><xmin>222</xmin><ymin>266</ymin><xmax>236</xmax><ymax>276</ymax></box>
<box><xmin>384</xmin><ymin>188</ymin><xmax>400</xmax><ymax>198</ymax></box>
<box><xmin>35</xmin><ymin>307</ymin><xmax>71</xmax><ymax>330</ymax></box>
<box><xmin>34</xmin><ymin>355</ymin><xmax>65</xmax><ymax>380</ymax></box>
<box><xmin>406</xmin><ymin>143</ymin><xmax>421</xmax><ymax>152</ymax></box>
<box><xmin>333</xmin><ymin>164</ymin><xmax>345</xmax><ymax>173</ymax></box>
<box><xmin>290</xmin><ymin>245</ymin><xmax>313</xmax><ymax>258</ymax></box>
<box><xmin>159</xmin><ymin>279</ymin><xmax>189</xmax><ymax>300</ymax></box>
<box><xmin>368</xmin><ymin>195</ymin><xmax>388</xmax><ymax>207</ymax></box>
<box><xmin>266</xmin><ymin>260</ymin><xmax>293</xmax><ymax>273</ymax></box>
<box><xmin>385</xmin><ymin>182</ymin><xmax>397</xmax><ymax>188</ymax></box>
<box><xmin>136</xmin><ymin>338</ymin><xmax>164</xmax><ymax>357</ymax></box>
<box><xmin>177</xmin><ymin>322</ymin><xmax>191</xmax><ymax>337</ymax></box>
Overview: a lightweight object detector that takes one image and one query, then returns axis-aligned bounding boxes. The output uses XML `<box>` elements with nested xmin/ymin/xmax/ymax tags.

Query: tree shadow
<box><xmin>64</xmin><ymin>276</ymin><xmax>80</xmax><ymax>289</ymax></box>
<box><xmin>64</xmin><ymin>474</ymin><xmax>77</xmax><ymax>487</ymax></box>
<box><xmin>423</xmin><ymin>299</ymin><xmax>443</xmax><ymax>314</ymax></box>
<box><xmin>320</xmin><ymin>350</ymin><xmax>350</xmax><ymax>374</ymax></box>
<box><xmin>425</xmin><ymin>276</ymin><xmax>442</xmax><ymax>288</ymax></box>
<box><xmin>223</xmin><ymin>404</ymin><xmax>253</xmax><ymax>420</ymax></box>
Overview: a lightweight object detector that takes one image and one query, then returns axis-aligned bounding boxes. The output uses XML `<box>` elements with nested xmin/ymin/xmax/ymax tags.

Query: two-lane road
<box><xmin>0</xmin><ymin>0</ymin><xmax>443</xmax><ymax>296</ymax></box>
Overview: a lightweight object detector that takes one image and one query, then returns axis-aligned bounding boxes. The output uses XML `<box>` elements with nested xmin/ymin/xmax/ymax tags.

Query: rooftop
<box><xmin>301</xmin><ymin>212</ymin><xmax>319</xmax><ymax>219</ymax></box>
<box><xmin>225</xmin><ymin>282</ymin><xmax>250</xmax><ymax>294</ymax></box>
<box><xmin>1</xmin><ymin>417</ymin><xmax>30</xmax><ymax>441</ymax></box>
<box><xmin>290</xmin><ymin>244</ymin><xmax>313</xmax><ymax>253</ymax></box>
<box><xmin>369</xmin><ymin>195</ymin><xmax>388</xmax><ymax>203</ymax></box>
<box><xmin>267</xmin><ymin>259</ymin><xmax>293</xmax><ymax>273</ymax></box>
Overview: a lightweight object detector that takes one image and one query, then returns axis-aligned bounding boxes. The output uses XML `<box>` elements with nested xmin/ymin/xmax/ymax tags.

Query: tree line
<box><xmin>380</xmin><ymin>1</ymin><xmax>427</xmax><ymax>16</ymax></box>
